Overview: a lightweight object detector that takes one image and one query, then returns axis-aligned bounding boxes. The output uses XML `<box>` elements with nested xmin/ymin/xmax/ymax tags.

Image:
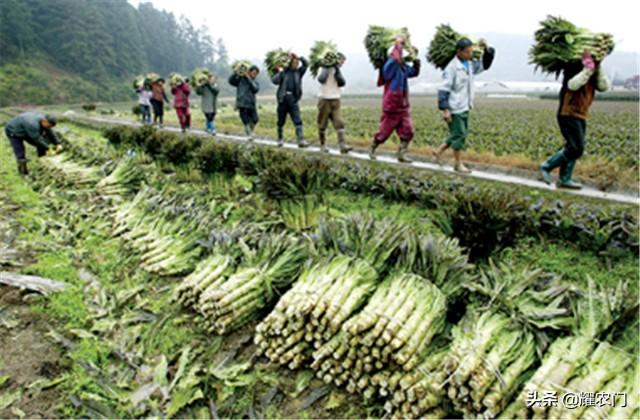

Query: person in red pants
<box><xmin>369</xmin><ymin>35</ymin><xmax>420</xmax><ymax>163</ymax></box>
<box><xmin>171</xmin><ymin>76</ymin><xmax>191</xmax><ymax>132</ymax></box>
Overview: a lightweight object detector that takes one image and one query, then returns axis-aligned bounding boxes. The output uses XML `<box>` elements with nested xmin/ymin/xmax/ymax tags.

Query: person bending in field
<box><xmin>196</xmin><ymin>73</ymin><xmax>220</xmax><ymax>135</ymax></box>
<box><xmin>317</xmin><ymin>53</ymin><xmax>352</xmax><ymax>154</ymax></box>
<box><xmin>150</xmin><ymin>78</ymin><xmax>169</xmax><ymax>128</ymax></box>
<box><xmin>369</xmin><ymin>35</ymin><xmax>420</xmax><ymax>163</ymax></box>
<box><xmin>539</xmin><ymin>50</ymin><xmax>610</xmax><ymax>189</ymax></box>
<box><xmin>229</xmin><ymin>65</ymin><xmax>260</xmax><ymax>141</ymax></box>
<box><xmin>4</xmin><ymin>112</ymin><xmax>62</xmax><ymax>175</ymax></box>
<box><xmin>272</xmin><ymin>53</ymin><xmax>310</xmax><ymax>148</ymax></box>
<box><xmin>171</xmin><ymin>77</ymin><xmax>191</xmax><ymax>132</ymax></box>
<box><xmin>433</xmin><ymin>38</ymin><xmax>495</xmax><ymax>173</ymax></box>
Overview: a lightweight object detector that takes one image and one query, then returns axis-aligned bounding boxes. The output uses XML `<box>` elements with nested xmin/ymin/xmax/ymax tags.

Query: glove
<box><xmin>582</xmin><ymin>51</ymin><xmax>596</xmax><ymax>71</ymax></box>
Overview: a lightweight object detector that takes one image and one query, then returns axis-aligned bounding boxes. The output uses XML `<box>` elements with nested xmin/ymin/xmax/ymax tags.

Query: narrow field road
<box><xmin>63</xmin><ymin>113</ymin><xmax>639</xmax><ymax>205</ymax></box>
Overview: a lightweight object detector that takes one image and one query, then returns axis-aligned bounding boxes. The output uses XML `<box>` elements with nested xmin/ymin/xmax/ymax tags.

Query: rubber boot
<box><xmin>277</xmin><ymin>126</ymin><xmax>284</xmax><ymax>147</ymax></box>
<box><xmin>244</xmin><ymin>124</ymin><xmax>253</xmax><ymax>142</ymax></box>
<box><xmin>205</xmin><ymin>120</ymin><xmax>212</xmax><ymax>134</ymax></box>
<box><xmin>557</xmin><ymin>159</ymin><xmax>582</xmax><ymax>189</ymax></box>
<box><xmin>318</xmin><ymin>129</ymin><xmax>329</xmax><ymax>153</ymax></box>
<box><xmin>295</xmin><ymin>125</ymin><xmax>309</xmax><ymax>148</ymax></box>
<box><xmin>210</xmin><ymin>121</ymin><xmax>217</xmax><ymax>136</ymax></box>
<box><xmin>17</xmin><ymin>160</ymin><xmax>28</xmax><ymax>176</ymax></box>
<box><xmin>397</xmin><ymin>140</ymin><xmax>413</xmax><ymax>163</ymax></box>
<box><xmin>369</xmin><ymin>140</ymin><xmax>379</xmax><ymax>160</ymax></box>
<box><xmin>539</xmin><ymin>150</ymin><xmax>567</xmax><ymax>185</ymax></box>
<box><xmin>337</xmin><ymin>129</ymin><xmax>352</xmax><ymax>154</ymax></box>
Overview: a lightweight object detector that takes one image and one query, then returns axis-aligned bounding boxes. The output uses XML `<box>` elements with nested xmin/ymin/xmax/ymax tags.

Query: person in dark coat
<box><xmin>271</xmin><ymin>53</ymin><xmax>309</xmax><ymax>147</ymax></box>
<box><xmin>4</xmin><ymin>112</ymin><xmax>62</xmax><ymax>175</ymax></box>
<box><xmin>229</xmin><ymin>65</ymin><xmax>260</xmax><ymax>141</ymax></box>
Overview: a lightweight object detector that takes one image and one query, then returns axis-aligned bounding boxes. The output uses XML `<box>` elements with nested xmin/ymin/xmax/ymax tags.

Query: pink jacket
<box><xmin>171</xmin><ymin>83</ymin><xmax>191</xmax><ymax>108</ymax></box>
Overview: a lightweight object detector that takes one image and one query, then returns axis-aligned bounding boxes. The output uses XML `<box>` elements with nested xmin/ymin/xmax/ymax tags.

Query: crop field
<box><xmin>0</xmin><ymin>111</ymin><xmax>637</xmax><ymax>418</ymax></box>
<box><xmin>51</xmin><ymin>95</ymin><xmax>640</xmax><ymax>191</ymax></box>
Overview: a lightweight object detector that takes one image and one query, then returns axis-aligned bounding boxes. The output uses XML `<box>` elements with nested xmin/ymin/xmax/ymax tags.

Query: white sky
<box><xmin>130</xmin><ymin>0</ymin><xmax>639</xmax><ymax>59</ymax></box>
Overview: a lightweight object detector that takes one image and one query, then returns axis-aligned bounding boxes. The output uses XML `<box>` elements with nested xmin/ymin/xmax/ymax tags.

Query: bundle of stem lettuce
<box><xmin>379</xmin><ymin>344</ymin><xmax>450</xmax><ymax>418</ymax></box>
<box><xmin>311</xmin><ymin>272</ymin><xmax>446</xmax><ymax>399</ymax></box>
<box><xmin>146</xmin><ymin>72</ymin><xmax>162</xmax><ymax>83</ymax></box>
<box><xmin>96</xmin><ymin>156</ymin><xmax>146</xmax><ymax>197</ymax></box>
<box><xmin>265</xmin><ymin>48</ymin><xmax>293</xmax><ymax>76</ymax></box>
<box><xmin>426</xmin><ymin>24</ymin><xmax>484</xmax><ymax>70</ymax></box>
<box><xmin>197</xmin><ymin>234</ymin><xmax>310</xmax><ymax>335</ymax></box>
<box><xmin>309</xmin><ymin>40</ymin><xmax>343</xmax><ymax>78</ymax></box>
<box><xmin>39</xmin><ymin>152</ymin><xmax>102</xmax><ymax>187</ymax></box>
<box><xmin>173</xmin><ymin>227</ymin><xmax>246</xmax><ymax>308</ymax></box>
<box><xmin>132</xmin><ymin>75</ymin><xmax>146</xmax><ymax>89</ymax></box>
<box><xmin>169</xmin><ymin>72</ymin><xmax>185</xmax><ymax>85</ymax></box>
<box><xmin>364</xmin><ymin>25</ymin><xmax>416</xmax><ymax>69</ymax></box>
<box><xmin>110</xmin><ymin>188</ymin><xmax>217</xmax><ymax>276</ymax></box>
<box><xmin>509</xmin><ymin>277</ymin><xmax>633</xmax><ymax>418</ymax></box>
<box><xmin>255</xmin><ymin>214</ymin><xmax>411</xmax><ymax>369</ymax></box>
<box><xmin>529</xmin><ymin>15</ymin><xmax>615</xmax><ymax>76</ymax></box>
<box><xmin>255</xmin><ymin>255</ymin><xmax>378</xmax><ymax>369</ymax></box>
<box><xmin>436</xmin><ymin>263</ymin><xmax>576</xmax><ymax>418</ymax></box>
<box><xmin>232</xmin><ymin>60</ymin><xmax>253</xmax><ymax>76</ymax></box>
<box><xmin>190</xmin><ymin>68</ymin><xmax>211</xmax><ymax>88</ymax></box>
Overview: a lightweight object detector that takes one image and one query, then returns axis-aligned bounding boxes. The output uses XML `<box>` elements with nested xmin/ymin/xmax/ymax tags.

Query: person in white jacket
<box><xmin>317</xmin><ymin>54</ymin><xmax>352</xmax><ymax>154</ymax></box>
<box><xmin>433</xmin><ymin>38</ymin><xmax>495</xmax><ymax>173</ymax></box>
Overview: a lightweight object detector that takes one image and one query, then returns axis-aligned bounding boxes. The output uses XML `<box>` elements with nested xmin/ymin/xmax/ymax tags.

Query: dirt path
<box><xmin>65</xmin><ymin>113</ymin><xmax>639</xmax><ymax>206</ymax></box>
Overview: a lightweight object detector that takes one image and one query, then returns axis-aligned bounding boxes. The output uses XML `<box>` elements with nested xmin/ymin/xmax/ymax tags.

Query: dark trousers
<box><xmin>557</xmin><ymin>115</ymin><xmax>586</xmax><ymax>161</ymax></box>
<box><xmin>5</xmin><ymin>128</ymin><xmax>46</xmax><ymax>161</ymax></box>
<box><xmin>204</xmin><ymin>112</ymin><xmax>216</xmax><ymax>123</ymax></box>
<box><xmin>277</xmin><ymin>96</ymin><xmax>302</xmax><ymax>127</ymax></box>
<box><xmin>239</xmin><ymin>107</ymin><xmax>259</xmax><ymax>126</ymax></box>
<box><xmin>140</xmin><ymin>105</ymin><xmax>151</xmax><ymax>124</ymax></box>
<box><xmin>150</xmin><ymin>99</ymin><xmax>164</xmax><ymax>122</ymax></box>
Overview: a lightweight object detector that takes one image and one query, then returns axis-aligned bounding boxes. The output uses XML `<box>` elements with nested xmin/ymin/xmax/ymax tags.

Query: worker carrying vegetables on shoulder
<box><xmin>369</xmin><ymin>35</ymin><xmax>420</xmax><ymax>163</ymax></box>
<box><xmin>272</xmin><ymin>53</ymin><xmax>310</xmax><ymax>148</ymax></box>
<box><xmin>4</xmin><ymin>112</ymin><xmax>62</xmax><ymax>176</ymax></box>
<box><xmin>150</xmin><ymin>78</ymin><xmax>169</xmax><ymax>128</ymax></box>
<box><xmin>433</xmin><ymin>38</ymin><xmax>495</xmax><ymax>173</ymax></box>
<box><xmin>317</xmin><ymin>53</ymin><xmax>352</xmax><ymax>154</ymax></box>
<box><xmin>196</xmin><ymin>73</ymin><xmax>220</xmax><ymax>135</ymax></box>
<box><xmin>539</xmin><ymin>50</ymin><xmax>610</xmax><ymax>189</ymax></box>
<box><xmin>136</xmin><ymin>83</ymin><xmax>153</xmax><ymax>125</ymax></box>
<box><xmin>229</xmin><ymin>65</ymin><xmax>260</xmax><ymax>141</ymax></box>
<box><xmin>171</xmin><ymin>76</ymin><xmax>191</xmax><ymax>133</ymax></box>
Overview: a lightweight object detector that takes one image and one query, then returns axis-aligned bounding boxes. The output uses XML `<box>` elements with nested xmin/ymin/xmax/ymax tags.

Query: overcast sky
<box><xmin>130</xmin><ymin>0</ymin><xmax>639</xmax><ymax>60</ymax></box>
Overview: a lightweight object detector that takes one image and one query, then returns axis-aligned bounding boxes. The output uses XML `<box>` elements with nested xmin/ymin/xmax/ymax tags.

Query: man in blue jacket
<box><xmin>272</xmin><ymin>53</ymin><xmax>310</xmax><ymax>148</ymax></box>
<box><xmin>369</xmin><ymin>36</ymin><xmax>420</xmax><ymax>163</ymax></box>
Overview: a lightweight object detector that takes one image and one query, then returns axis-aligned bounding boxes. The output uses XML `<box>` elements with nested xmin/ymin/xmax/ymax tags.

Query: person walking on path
<box><xmin>196</xmin><ymin>74</ymin><xmax>220</xmax><ymax>135</ymax></box>
<box><xmin>539</xmin><ymin>50</ymin><xmax>610</xmax><ymax>189</ymax></box>
<box><xmin>272</xmin><ymin>53</ymin><xmax>310</xmax><ymax>148</ymax></box>
<box><xmin>369</xmin><ymin>35</ymin><xmax>421</xmax><ymax>163</ymax></box>
<box><xmin>317</xmin><ymin>54</ymin><xmax>352</xmax><ymax>154</ymax></box>
<box><xmin>433</xmin><ymin>38</ymin><xmax>495</xmax><ymax>173</ymax></box>
<box><xmin>229</xmin><ymin>65</ymin><xmax>261</xmax><ymax>141</ymax></box>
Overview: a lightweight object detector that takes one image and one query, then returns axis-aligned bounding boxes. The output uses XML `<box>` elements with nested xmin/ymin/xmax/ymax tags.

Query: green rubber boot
<box><xmin>540</xmin><ymin>150</ymin><xmax>567</xmax><ymax>185</ymax></box>
<box><xmin>557</xmin><ymin>159</ymin><xmax>582</xmax><ymax>189</ymax></box>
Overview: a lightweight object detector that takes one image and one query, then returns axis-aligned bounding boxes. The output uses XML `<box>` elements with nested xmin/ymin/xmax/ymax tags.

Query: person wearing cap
<box><xmin>369</xmin><ymin>35</ymin><xmax>421</xmax><ymax>163</ymax></box>
<box><xmin>150</xmin><ymin>78</ymin><xmax>169</xmax><ymax>127</ymax></box>
<box><xmin>271</xmin><ymin>53</ymin><xmax>310</xmax><ymax>148</ymax></box>
<box><xmin>433</xmin><ymin>38</ymin><xmax>495</xmax><ymax>173</ymax></box>
<box><xmin>317</xmin><ymin>53</ymin><xmax>352</xmax><ymax>154</ymax></box>
<box><xmin>4</xmin><ymin>112</ymin><xmax>62</xmax><ymax>175</ymax></box>
<box><xmin>539</xmin><ymin>50</ymin><xmax>610</xmax><ymax>189</ymax></box>
<box><xmin>229</xmin><ymin>65</ymin><xmax>261</xmax><ymax>141</ymax></box>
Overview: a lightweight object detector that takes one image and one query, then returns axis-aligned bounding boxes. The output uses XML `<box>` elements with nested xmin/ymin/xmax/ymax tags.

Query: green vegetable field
<box><xmin>0</xmin><ymin>111</ymin><xmax>637</xmax><ymax>418</ymax></box>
